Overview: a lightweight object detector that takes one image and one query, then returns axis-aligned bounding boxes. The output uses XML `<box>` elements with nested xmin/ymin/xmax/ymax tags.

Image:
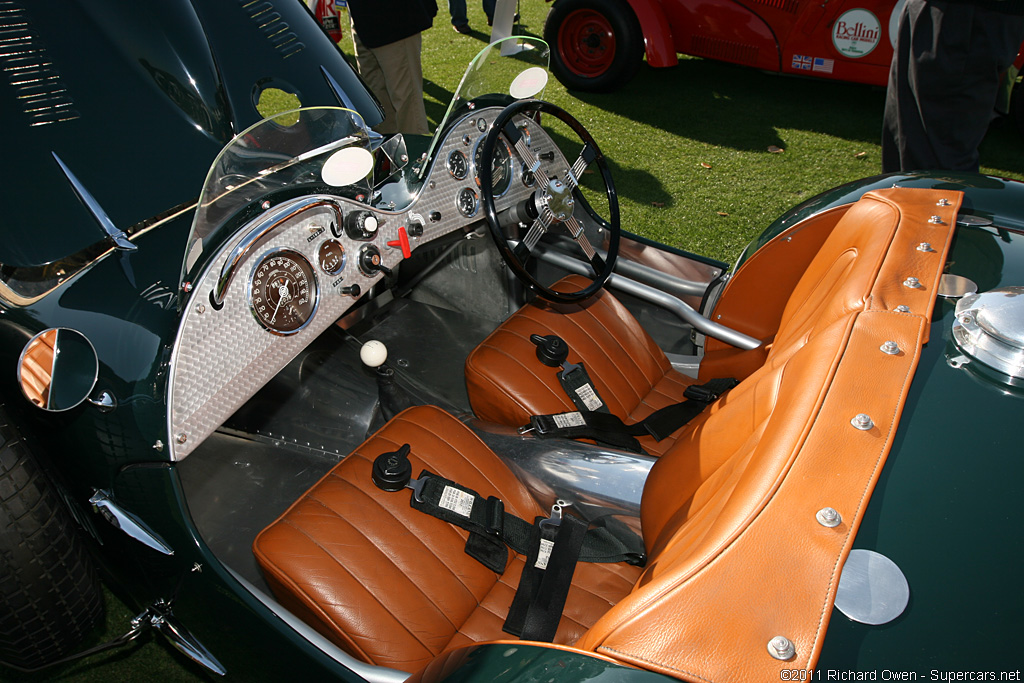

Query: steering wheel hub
<box><xmin>541</xmin><ymin>178</ymin><xmax>575</xmax><ymax>222</ymax></box>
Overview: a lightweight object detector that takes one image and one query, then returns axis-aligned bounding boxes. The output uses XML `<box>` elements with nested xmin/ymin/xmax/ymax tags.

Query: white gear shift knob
<box><xmin>359</xmin><ymin>339</ymin><xmax>388</xmax><ymax>368</ymax></box>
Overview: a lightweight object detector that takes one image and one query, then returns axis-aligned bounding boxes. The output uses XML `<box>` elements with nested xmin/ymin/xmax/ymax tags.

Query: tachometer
<box><xmin>249</xmin><ymin>248</ymin><xmax>319</xmax><ymax>335</ymax></box>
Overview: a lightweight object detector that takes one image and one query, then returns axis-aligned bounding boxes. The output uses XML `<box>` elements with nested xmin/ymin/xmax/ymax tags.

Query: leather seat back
<box><xmin>465</xmin><ymin>274</ymin><xmax>693</xmax><ymax>455</ymax></box>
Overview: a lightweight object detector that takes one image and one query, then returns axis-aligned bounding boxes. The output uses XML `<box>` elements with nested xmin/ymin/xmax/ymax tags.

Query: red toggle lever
<box><xmin>386</xmin><ymin>226</ymin><xmax>412</xmax><ymax>259</ymax></box>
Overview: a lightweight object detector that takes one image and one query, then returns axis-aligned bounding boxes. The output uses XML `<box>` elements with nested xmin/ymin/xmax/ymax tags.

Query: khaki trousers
<box><xmin>350</xmin><ymin>21</ymin><xmax>429</xmax><ymax>135</ymax></box>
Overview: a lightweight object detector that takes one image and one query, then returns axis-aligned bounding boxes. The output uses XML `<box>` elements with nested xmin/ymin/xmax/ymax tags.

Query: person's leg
<box><xmin>449</xmin><ymin>0</ymin><xmax>469</xmax><ymax>30</ymax></box>
<box><xmin>372</xmin><ymin>33</ymin><xmax>429</xmax><ymax>135</ymax></box>
<box><xmin>350</xmin><ymin>18</ymin><xmax>398</xmax><ymax>134</ymax></box>
<box><xmin>482</xmin><ymin>0</ymin><xmax>496</xmax><ymax>25</ymax></box>
<box><xmin>887</xmin><ymin>0</ymin><xmax>1024</xmax><ymax>172</ymax></box>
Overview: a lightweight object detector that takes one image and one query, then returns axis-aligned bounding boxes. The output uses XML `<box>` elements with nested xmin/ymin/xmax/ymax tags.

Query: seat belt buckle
<box><xmin>521</xmin><ymin>412</ymin><xmax>588</xmax><ymax>439</ymax></box>
<box><xmin>683</xmin><ymin>384</ymin><xmax>717</xmax><ymax>402</ymax></box>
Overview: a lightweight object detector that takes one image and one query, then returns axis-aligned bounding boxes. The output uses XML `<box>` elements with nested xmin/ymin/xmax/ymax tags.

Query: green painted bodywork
<box><xmin>816</xmin><ymin>226</ymin><xmax>1024</xmax><ymax>674</ymax></box>
<box><xmin>739</xmin><ymin>172</ymin><xmax>1024</xmax><ymax>674</ymax></box>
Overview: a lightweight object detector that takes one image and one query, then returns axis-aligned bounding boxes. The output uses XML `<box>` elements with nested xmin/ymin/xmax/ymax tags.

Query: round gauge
<box><xmin>474</xmin><ymin>137</ymin><xmax>513</xmax><ymax>197</ymax></box>
<box><xmin>522</xmin><ymin>167</ymin><xmax>536</xmax><ymax>188</ymax></box>
<box><xmin>456</xmin><ymin>187</ymin><xmax>478</xmax><ymax>217</ymax></box>
<box><xmin>447</xmin><ymin>149</ymin><xmax>468</xmax><ymax>180</ymax></box>
<box><xmin>476</xmin><ymin>117</ymin><xmax>489</xmax><ymax>133</ymax></box>
<box><xmin>318</xmin><ymin>239</ymin><xmax>346</xmax><ymax>275</ymax></box>
<box><xmin>249</xmin><ymin>248</ymin><xmax>319</xmax><ymax>335</ymax></box>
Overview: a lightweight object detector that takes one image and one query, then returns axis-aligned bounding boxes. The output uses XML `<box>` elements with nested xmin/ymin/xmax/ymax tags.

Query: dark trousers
<box><xmin>882</xmin><ymin>0</ymin><xmax>1024</xmax><ymax>172</ymax></box>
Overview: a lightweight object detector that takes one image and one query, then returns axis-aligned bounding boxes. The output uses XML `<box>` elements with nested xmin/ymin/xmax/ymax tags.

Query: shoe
<box><xmin>453</xmin><ymin>23</ymin><xmax>471</xmax><ymax>34</ymax></box>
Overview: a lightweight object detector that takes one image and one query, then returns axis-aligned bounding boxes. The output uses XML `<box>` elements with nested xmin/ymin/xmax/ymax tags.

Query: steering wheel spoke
<box><xmin>522</xmin><ymin>210</ymin><xmax>553</xmax><ymax>254</ymax></box>
<box><xmin>564</xmin><ymin>143</ymin><xmax>596</xmax><ymax>192</ymax></box>
<box><xmin>564</xmin><ymin>215</ymin><xmax>597</xmax><ymax>261</ymax></box>
<box><xmin>480</xmin><ymin>99</ymin><xmax>619</xmax><ymax>304</ymax></box>
<box><xmin>503</xmin><ymin>120</ymin><xmax>541</xmax><ymax>175</ymax></box>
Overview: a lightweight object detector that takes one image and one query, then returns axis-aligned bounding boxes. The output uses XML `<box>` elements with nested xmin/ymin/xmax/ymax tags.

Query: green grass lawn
<box><xmin>3</xmin><ymin>4</ymin><xmax>1021</xmax><ymax>682</ymax></box>
<box><xmin>417</xmin><ymin>0</ymin><xmax>1023</xmax><ymax>263</ymax></box>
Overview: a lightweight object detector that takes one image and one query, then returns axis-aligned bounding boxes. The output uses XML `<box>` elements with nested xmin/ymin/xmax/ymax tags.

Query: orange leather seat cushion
<box><xmin>253</xmin><ymin>405</ymin><xmax>642</xmax><ymax>672</ymax></box>
<box><xmin>465</xmin><ymin>274</ymin><xmax>695</xmax><ymax>456</ymax></box>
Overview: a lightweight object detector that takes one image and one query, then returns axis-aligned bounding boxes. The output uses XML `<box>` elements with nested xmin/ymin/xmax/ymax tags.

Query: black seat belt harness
<box><xmin>530</xmin><ymin>334</ymin><xmax>608</xmax><ymax>413</ymax></box>
<box><xmin>370</xmin><ymin>443</ymin><xmax>646</xmax><ymax>641</ymax></box>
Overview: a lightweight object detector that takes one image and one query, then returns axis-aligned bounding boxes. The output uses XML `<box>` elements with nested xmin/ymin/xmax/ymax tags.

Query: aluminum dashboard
<box><xmin>167</xmin><ymin>108</ymin><xmax>567</xmax><ymax>460</ymax></box>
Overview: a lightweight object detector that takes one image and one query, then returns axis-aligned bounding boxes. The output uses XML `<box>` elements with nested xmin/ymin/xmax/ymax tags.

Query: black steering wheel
<box><xmin>479</xmin><ymin>99</ymin><xmax>620</xmax><ymax>304</ymax></box>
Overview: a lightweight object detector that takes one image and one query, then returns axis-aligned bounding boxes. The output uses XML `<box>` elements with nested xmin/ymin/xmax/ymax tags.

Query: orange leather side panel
<box><xmin>579</xmin><ymin>310</ymin><xmax>926</xmax><ymax>681</ymax></box>
<box><xmin>574</xmin><ymin>188</ymin><xmax>961</xmax><ymax>680</ymax></box>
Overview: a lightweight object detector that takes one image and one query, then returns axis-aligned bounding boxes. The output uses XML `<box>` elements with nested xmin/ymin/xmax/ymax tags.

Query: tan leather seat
<box><xmin>253</xmin><ymin>405</ymin><xmax>642</xmax><ymax>672</ymax></box>
<box><xmin>465</xmin><ymin>189</ymin><xmax>934</xmax><ymax>448</ymax></box>
<box><xmin>465</xmin><ymin>274</ymin><xmax>696</xmax><ymax>456</ymax></box>
<box><xmin>254</xmin><ymin>309</ymin><xmax>875</xmax><ymax>677</ymax></box>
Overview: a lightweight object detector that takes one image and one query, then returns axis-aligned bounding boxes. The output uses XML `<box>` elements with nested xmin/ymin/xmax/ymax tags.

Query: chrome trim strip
<box><xmin>52</xmin><ymin>152</ymin><xmax>136</xmax><ymax>251</ymax></box>
<box><xmin>89</xmin><ymin>490</ymin><xmax>175</xmax><ymax>556</ymax></box>
<box><xmin>213</xmin><ymin>197</ymin><xmax>342</xmax><ymax>307</ymax></box>
<box><xmin>0</xmin><ymin>200</ymin><xmax>195</xmax><ymax>307</ymax></box>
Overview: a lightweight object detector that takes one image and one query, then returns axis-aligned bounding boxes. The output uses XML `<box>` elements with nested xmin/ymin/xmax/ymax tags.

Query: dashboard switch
<box><xmin>386</xmin><ymin>226</ymin><xmax>412</xmax><ymax>259</ymax></box>
<box><xmin>345</xmin><ymin>210</ymin><xmax>380</xmax><ymax>241</ymax></box>
<box><xmin>358</xmin><ymin>245</ymin><xmax>392</xmax><ymax>278</ymax></box>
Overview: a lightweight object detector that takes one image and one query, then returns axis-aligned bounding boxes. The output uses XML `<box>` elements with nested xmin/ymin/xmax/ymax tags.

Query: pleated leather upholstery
<box><xmin>465</xmin><ymin>274</ymin><xmax>695</xmax><ymax>456</ymax></box>
<box><xmin>253</xmin><ymin>405</ymin><xmax>642</xmax><ymax>672</ymax></box>
<box><xmin>254</xmin><ymin>188</ymin><xmax>960</xmax><ymax>680</ymax></box>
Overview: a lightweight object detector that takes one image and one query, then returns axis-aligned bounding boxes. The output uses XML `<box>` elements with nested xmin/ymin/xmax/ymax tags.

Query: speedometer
<box><xmin>474</xmin><ymin>136</ymin><xmax>512</xmax><ymax>197</ymax></box>
<box><xmin>249</xmin><ymin>248</ymin><xmax>319</xmax><ymax>335</ymax></box>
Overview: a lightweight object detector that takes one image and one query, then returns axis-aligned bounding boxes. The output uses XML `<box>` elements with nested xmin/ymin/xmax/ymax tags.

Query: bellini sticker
<box><xmin>832</xmin><ymin>9</ymin><xmax>881</xmax><ymax>58</ymax></box>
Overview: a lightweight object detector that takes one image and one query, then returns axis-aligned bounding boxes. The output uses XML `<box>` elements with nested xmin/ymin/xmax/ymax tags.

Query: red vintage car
<box><xmin>543</xmin><ymin>0</ymin><xmax>1024</xmax><ymax>105</ymax></box>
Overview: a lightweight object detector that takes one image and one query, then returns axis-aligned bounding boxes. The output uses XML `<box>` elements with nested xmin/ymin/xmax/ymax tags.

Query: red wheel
<box><xmin>558</xmin><ymin>9</ymin><xmax>618</xmax><ymax>78</ymax></box>
<box><xmin>544</xmin><ymin>0</ymin><xmax>644</xmax><ymax>92</ymax></box>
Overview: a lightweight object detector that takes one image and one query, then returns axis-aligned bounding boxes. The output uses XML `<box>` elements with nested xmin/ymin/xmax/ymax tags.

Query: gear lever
<box><xmin>360</xmin><ymin>340</ymin><xmax>415</xmax><ymax>427</ymax></box>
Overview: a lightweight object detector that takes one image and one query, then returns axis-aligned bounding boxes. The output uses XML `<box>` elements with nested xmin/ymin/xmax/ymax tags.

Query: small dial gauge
<box><xmin>474</xmin><ymin>136</ymin><xmax>513</xmax><ymax>197</ymax></box>
<box><xmin>318</xmin><ymin>239</ymin><xmax>346</xmax><ymax>275</ymax></box>
<box><xmin>249</xmin><ymin>249</ymin><xmax>319</xmax><ymax>335</ymax></box>
<box><xmin>447</xmin><ymin>150</ymin><xmax>468</xmax><ymax>180</ymax></box>
<box><xmin>521</xmin><ymin>168</ymin><xmax>536</xmax><ymax>188</ymax></box>
<box><xmin>457</xmin><ymin>187</ymin><xmax>478</xmax><ymax>217</ymax></box>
